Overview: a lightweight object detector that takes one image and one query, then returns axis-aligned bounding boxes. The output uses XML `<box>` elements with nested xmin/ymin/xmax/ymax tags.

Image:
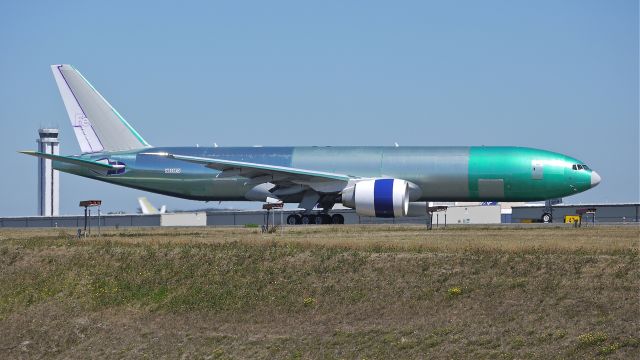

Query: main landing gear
<box><xmin>286</xmin><ymin>213</ymin><xmax>345</xmax><ymax>225</ymax></box>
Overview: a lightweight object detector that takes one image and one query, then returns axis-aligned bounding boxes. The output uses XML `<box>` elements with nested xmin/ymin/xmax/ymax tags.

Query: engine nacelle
<box><xmin>342</xmin><ymin>179</ymin><xmax>410</xmax><ymax>217</ymax></box>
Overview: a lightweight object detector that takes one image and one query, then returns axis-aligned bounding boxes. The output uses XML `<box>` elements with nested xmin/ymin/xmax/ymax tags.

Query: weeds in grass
<box><xmin>511</xmin><ymin>336</ymin><xmax>525</xmax><ymax>348</ymax></box>
<box><xmin>598</xmin><ymin>342</ymin><xmax>620</xmax><ymax>355</ymax></box>
<box><xmin>211</xmin><ymin>348</ymin><xmax>225</xmax><ymax>358</ymax></box>
<box><xmin>303</xmin><ymin>297</ymin><xmax>315</xmax><ymax>306</ymax></box>
<box><xmin>447</xmin><ymin>287</ymin><xmax>462</xmax><ymax>297</ymax></box>
<box><xmin>553</xmin><ymin>330</ymin><xmax>567</xmax><ymax>339</ymax></box>
<box><xmin>577</xmin><ymin>332</ymin><xmax>608</xmax><ymax>347</ymax></box>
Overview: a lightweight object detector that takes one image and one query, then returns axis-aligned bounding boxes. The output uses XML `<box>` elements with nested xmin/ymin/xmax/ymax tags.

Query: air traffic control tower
<box><xmin>37</xmin><ymin>128</ymin><xmax>59</xmax><ymax>216</ymax></box>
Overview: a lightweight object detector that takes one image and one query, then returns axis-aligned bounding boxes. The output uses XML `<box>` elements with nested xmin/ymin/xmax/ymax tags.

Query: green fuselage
<box><xmin>53</xmin><ymin>146</ymin><xmax>597</xmax><ymax>203</ymax></box>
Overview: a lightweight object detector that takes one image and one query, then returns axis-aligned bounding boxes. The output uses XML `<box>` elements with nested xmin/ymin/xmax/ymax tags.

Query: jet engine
<box><xmin>342</xmin><ymin>178</ymin><xmax>410</xmax><ymax>217</ymax></box>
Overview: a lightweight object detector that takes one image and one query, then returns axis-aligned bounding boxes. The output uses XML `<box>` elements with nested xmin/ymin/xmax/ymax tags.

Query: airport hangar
<box><xmin>1</xmin><ymin>202</ymin><xmax>638</xmax><ymax>228</ymax></box>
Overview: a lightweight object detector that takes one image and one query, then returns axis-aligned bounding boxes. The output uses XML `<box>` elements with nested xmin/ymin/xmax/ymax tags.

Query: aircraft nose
<box><xmin>591</xmin><ymin>171</ymin><xmax>601</xmax><ymax>187</ymax></box>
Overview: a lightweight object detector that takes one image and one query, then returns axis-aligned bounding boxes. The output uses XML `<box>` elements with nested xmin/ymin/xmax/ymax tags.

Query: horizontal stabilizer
<box><xmin>19</xmin><ymin>151</ymin><xmax>124</xmax><ymax>172</ymax></box>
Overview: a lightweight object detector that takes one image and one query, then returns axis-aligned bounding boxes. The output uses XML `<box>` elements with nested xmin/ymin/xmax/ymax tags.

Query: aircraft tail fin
<box><xmin>138</xmin><ymin>197</ymin><xmax>159</xmax><ymax>215</ymax></box>
<box><xmin>50</xmin><ymin>64</ymin><xmax>151</xmax><ymax>153</ymax></box>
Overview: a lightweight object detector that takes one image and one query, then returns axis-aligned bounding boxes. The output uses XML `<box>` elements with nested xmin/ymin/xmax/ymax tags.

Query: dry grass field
<box><xmin>0</xmin><ymin>225</ymin><xmax>638</xmax><ymax>359</ymax></box>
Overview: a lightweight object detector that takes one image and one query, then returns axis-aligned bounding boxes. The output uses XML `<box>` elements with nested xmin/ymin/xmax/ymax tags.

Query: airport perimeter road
<box><xmin>0</xmin><ymin>225</ymin><xmax>638</xmax><ymax>358</ymax></box>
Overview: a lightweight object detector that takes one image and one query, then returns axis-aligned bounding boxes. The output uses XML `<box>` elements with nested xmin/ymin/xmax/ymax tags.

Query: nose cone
<box><xmin>591</xmin><ymin>171</ymin><xmax>601</xmax><ymax>187</ymax></box>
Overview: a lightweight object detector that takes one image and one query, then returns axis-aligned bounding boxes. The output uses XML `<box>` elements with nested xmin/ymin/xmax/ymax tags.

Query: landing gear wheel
<box><xmin>287</xmin><ymin>214</ymin><xmax>301</xmax><ymax>225</ymax></box>
<box><xmin>542</xmin><ymin>213</ymin><xmax>552</xmax><ymax>223</ymax></box>
<box><xmin>301</xmin><ymin>215</ymin><xmax>314</xmax><ymax>225</ymax></box>
<box><xmin>320</xmin><ymin>214</ymin><xmax>332</xmax><ymax>224</ymax></box>
<box><xmin>331</xmin><ymin>214</ymin><xmax>345</xmax><ymax>224</ymax></box>
<box><xmin>313</xmin><ymin>215</ymin><xmax>324</xmax><ymax>225</ymax></box>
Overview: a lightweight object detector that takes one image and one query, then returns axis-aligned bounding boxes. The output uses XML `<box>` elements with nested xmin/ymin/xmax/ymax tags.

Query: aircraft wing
<box><xmin>142</xmin><ymin>152</ymin><xmax>354</xmax><ymax>185</ymax></box>
<box><xmin>19</xmin><ymin>151</ymin><xmax>124</xmax><ymax>172</ymax></box>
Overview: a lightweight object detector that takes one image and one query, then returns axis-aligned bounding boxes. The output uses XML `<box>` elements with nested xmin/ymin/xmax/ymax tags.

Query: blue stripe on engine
<box><xmin>374</xmin><ymin>179</ymin><xmax>395</xmax><ymax>217</ymax></box>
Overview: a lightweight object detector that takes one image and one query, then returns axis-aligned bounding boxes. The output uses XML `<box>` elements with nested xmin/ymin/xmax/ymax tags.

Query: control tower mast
<box><xmin>37</xmin><ymin>128</ymin><xmax>59</xmax><ymax>216</ymax></box>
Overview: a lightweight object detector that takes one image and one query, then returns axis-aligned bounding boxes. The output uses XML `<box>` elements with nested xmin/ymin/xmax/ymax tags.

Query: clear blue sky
<box><xmin>0</xmin><ymin>0</ymin><xmax>637</xmax><ymax>216</ymax></box>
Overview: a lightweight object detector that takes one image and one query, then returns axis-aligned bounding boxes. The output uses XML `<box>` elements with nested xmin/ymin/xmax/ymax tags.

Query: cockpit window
<box><xmin>577</xmin><ymin>164</ymin><xmax>583</xmax><ymax>170</ymax></box>
<box><xmin>572</xmin><ymin>164</ymin><xmax>577</xmax><ymax>170</ymax></box>
<box><xmin>582</xmin><ymin>164</ymin><xmax>589</xmax><ymax>170</ymax></box>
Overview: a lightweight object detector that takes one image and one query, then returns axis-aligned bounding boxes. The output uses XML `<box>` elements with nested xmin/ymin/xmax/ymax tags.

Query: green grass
<box><xmin>0</xmin><ymin>225</ymin><xmax>638</xmax><ymax>359</ymax></box>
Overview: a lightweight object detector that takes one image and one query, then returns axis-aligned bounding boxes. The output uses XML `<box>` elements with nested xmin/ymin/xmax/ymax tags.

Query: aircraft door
<box><xmin>531</xmin><ymin>161</ymin><xmax>543</xmax><ymax>180</ymax></box>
